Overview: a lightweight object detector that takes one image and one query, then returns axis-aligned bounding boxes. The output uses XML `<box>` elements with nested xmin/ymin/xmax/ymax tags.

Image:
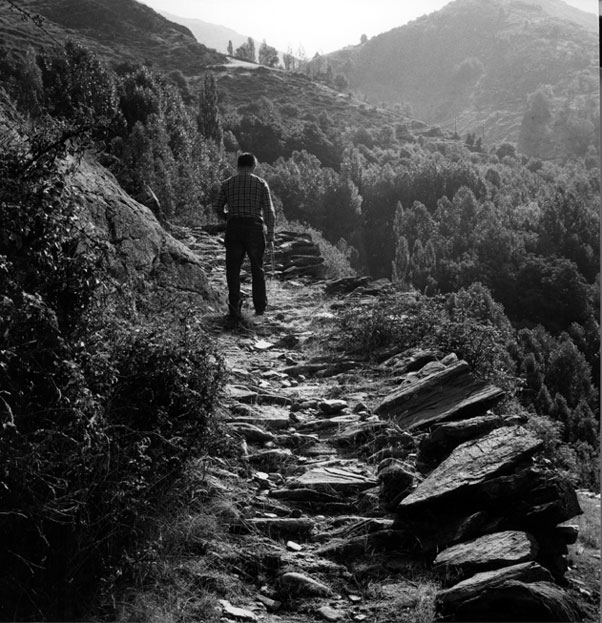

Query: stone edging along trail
<box><xmin>183</xmin><ymin>227</ymin><xmax>594</xmax><ymax>623</ymax></box>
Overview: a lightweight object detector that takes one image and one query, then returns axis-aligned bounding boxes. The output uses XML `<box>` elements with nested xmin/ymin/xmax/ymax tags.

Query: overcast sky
<box><xmin>138</xmin><ymin>0</ymin><xmax>599</xmax><ymax>57</ymax></box>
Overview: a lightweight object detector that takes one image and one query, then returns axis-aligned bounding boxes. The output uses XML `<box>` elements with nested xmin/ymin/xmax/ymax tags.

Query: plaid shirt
<box><xmin>215</xmin><ymin>172</ymin><xmax>275</xmax><ymax>240</ymax></box>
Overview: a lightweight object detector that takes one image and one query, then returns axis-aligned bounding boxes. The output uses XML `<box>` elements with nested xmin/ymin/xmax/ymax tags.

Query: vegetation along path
<box><xmin>130</xmin><ymin>226</ymin><xmax>599</xmax><ymax>623</ymax></box>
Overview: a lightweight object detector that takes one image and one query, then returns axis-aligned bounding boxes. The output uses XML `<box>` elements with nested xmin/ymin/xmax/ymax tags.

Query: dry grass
<box><xmin>574</xmin><ymin>493</ymin><xmax>601</xmax><ymax>551</ymax></box>
<box><xmin>102</xmin><ymin>459</ymin><xmax>255</xmax><ymax>623</ymax></box>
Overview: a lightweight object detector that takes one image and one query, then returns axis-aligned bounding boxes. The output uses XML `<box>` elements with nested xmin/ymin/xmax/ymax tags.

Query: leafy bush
<box><xmin>334</xmin><ymin>284</ymin><xmax>514</xmax><ymax>384</ymax></box>
<box><xmin>0</xmin><ymin>115</ymin><xmax>226</xmax><ymax>620</ymax></box>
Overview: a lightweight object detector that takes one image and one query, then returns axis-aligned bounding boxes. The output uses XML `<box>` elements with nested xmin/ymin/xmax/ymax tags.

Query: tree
<box><xmin>197</xmin><ymin>72</ymin><xmax>222</xmax><ymax>145</ymax></box>
<box><xmin>235</xmin><ymin>37</ymin><xmax>256</xmax><ymax>62</ymax></box>
<box><xmin>334</xmin><ymin>73</ymin><xmax>349</xmax><ymax>91</ymax></box>
<box><xmin>360</xmin><ymin>34</ymin><xmax>368</xmax><ymax>44</ymax></box>
<box><xmin>546</xmin><ymin>337</ymin><xmax>595</xmax><ymax>409</ymax></box>
<box><xmin>518</xmin><ymin>89</ymin><xmax>554</xmax><ymax>158</ymax></box>
<box><xmin>40</xmin><ymin>40</ymin><xmax>117</xmax><ymax>122</ymax></box>
<box><xmin>11</xmin><ymin>46</ymin><xmax>43</xmax><ymax>116</ymax></box>
<box><xmin>323</xmin><ymin>175</ymin><xmax>362</xmax><ymax>242</ymax></box>
<box><xmin>258</xmin><ymin>40</ymin><xmax>279</xmax><ymax>68</ymax></box>
<box><xmin>392</xmin><ymin>202</ymin><xmax>409</xmax><ymax>284</ymax></box>
<box><xmin>283</xmin><ymin>47</ymin><xmax>295</xmax><ymax>71</ymax></box>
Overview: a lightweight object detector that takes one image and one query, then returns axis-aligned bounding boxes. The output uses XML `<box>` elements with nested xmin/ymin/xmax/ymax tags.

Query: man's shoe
<box><xmin>254</xmin><ymin>308</ymin><xmax>265</xmax><ymax>316</ymax></box>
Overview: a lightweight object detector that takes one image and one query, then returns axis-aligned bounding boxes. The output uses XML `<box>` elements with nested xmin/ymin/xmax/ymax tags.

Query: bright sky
<box><xmin>138</xmin><ymin>0</ymin><xmax>599</xmax><ymax>57</ymax></box>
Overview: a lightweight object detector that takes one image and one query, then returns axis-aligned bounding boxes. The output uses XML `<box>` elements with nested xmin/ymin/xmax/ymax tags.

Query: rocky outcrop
<box><xmin>68</xmin><ymin>156</ymin><xmax>217</xmax><ymax>301</ymax></box>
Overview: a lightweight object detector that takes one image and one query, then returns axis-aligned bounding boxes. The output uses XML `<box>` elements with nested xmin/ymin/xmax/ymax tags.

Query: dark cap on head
<box><xmin>237</xmin><ymin>153</ymin><xmax>257</xmax><ymax>168</ymax></box>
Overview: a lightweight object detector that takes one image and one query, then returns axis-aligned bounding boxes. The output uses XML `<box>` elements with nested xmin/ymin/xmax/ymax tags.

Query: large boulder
<box><xmin>68</xmin><ymin>157</ymin><xmax>218</xmax><ymax>301</ymax></box>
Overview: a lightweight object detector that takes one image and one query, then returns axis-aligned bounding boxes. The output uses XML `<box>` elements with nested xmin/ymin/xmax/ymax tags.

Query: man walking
<box><xmin>214</xmin><ymin>152</ymin><xmax>276</xmax><ymax>320</ymax></box>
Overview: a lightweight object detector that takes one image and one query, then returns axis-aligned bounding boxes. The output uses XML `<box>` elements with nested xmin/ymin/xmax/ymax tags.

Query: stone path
<box><xmin>177</xmin><ymin>228</ymin><xmax>596</xmax><ymax>623</ymax></box>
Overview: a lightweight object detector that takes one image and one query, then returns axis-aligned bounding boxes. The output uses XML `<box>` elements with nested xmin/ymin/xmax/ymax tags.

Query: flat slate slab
<box><xmin>417</xmin><ymin>414</ymin><xmax>503</xmax><ymax>471</ymax></box>
<box><xmin>437</xmin><ymin>561</ymin><xmax>554</xmax><ymax>612</ymax></box>
<box><xmin>434</xmin><ymin>530</ymin><xmax>539</xmax><ymax>575</ymax></box>
<box><xmin>246</xmin><ymin>517</ymin><xmax>314</xmax><ymax>539</ymax></box>
<box><xmin>375</xmin><ymin>360</ymin><xmax>505</xmax><ymax>430</ymax></box>
<box><xmin>398</xmin><ymin>426</ymin><xmax>542</xmax><ymax>513</ymax></box>
<box><xmin>229</xmin><ymin>413</ymin><xmax>291</xmax><ymax>431</ymax></box>
<box><xmin>291</xmin><ymin>466</ymin><xmax>377</xmax><ymax>493</ymax></box>
<box><xmin>227</xmin><ymin>384</ymin><xmax>259</xmax><ymax>403</ymax></box>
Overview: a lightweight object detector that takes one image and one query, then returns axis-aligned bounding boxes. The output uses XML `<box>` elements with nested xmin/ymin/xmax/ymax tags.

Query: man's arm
<box><xmin>262</xmin><ymin>182</ymin><xmax>276</xmax><ymax>243</ymax></box>
<box><xmin>213</xmin><ymin>183</ymin><xmax>228</xmax><ymax>220</ymax></box>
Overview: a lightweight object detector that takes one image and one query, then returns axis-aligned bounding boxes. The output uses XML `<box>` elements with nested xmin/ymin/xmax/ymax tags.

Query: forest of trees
<box><xmin>0</xmin><ymin>34</ymin><xmax>599</xmax><ymax>620</ymax></box>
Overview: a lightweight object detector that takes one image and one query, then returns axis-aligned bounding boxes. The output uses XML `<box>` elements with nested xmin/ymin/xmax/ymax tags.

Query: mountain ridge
<box><xmin>0</xmin><ymin>0</ymin><xmax>225</xmax><ymax>72</ymax></box>
<box><xmin>159</xmin><ymin>11</ymin><xmax>252</xmax><ymax>55</ymax></box>
<box><xmin>311</xmin><ymin>0</ymin><xmax>598</xmax><ymax>148</ymax></box>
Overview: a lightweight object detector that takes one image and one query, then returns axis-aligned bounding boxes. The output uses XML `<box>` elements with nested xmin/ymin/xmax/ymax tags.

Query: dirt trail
<box><xmin>188</xmin><ymin>229</ymin><xmax>433</xmax><ymax>623</ymax></box>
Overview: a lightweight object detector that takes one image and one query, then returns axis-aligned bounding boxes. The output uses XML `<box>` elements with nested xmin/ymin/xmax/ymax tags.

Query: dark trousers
<box><xmin>225</xmin><ymin>217</ymin><xmax>266</xmax><ymax>316</ymax></box>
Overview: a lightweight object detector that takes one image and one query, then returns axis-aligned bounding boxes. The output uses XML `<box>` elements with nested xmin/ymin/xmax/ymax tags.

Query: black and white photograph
<box><xmin>0</xmin><ymin>0</ymin><xmax>599</xmax><ymax>621</ymax></box>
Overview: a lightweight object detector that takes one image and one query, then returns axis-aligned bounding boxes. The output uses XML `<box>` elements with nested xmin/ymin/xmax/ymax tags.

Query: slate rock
<box><xmin>477</xmin><ymin>468</ymin><xmax>582</xmax><ymax>528</ymax></box>
<box><xmin>317</xmin><ymin>605</ymin><xmax>345</xmax><ymax>621</ymax></box>
<box><xmin>398</xmin><ymin>426</ymin><xmax>542</xmax><ymax>516</ymax></box>
<box><xmin>397</xmin><ymin>469</ymin><xmax>582</xmax><ymax>556</ymax></box>
<box><xmin>416</xmin><ymin>414</ymin><xmax>504</xmax><ymax>473</ymax></box>
<box><xmin>219</xmin><ymin>600</ymin><xmax>257</xmax><ymax>621</ymax></box>
<box><xmin>246</xmin><ymin>517</ymin><xmax>314</xmax><ymax>539</ymax></box>
<box><xmin>380</xmin><ymin>348</ymin><xmax>442</xmax><ymax>372</ymax></box>
<box><xmin>554</xmin><ymin>524</ymin><xmax>579</xmax><ymax>545</ymax></box>
<box><xmin>377</xmin><ymin>460</ymin><xmax>415</xmax><ymax>512</ymax></box>
<box><xmin>292</xmin><ymin>466</ymin><xmax>377</xmax><ymax>493</ymax></box>
<box><xmin>228</xmin><ymin>385</ymin><xmax>259</xmax><ymax>403</ymax></box>
<box><xmin>451</xmin><ymin>581</ymin><xmax>580</xmax><ymax>622</ymax></box>
<box><xmin>332</xmin><ymin>420</ymin><xmax>391</xmax><ymax>447</ymax></box>
<box><xmin>434</xmin><ymin>531</ymin><xmax>539</xmax><ymax>578</ymax></box>
<box><xmin>436</xmin><ymin>561</ymin><xmax>554</xmax><ymax>614</ymax></box>
<box><xmin>230</xmin><ymin>422</ymin><xmax>275</xmax><ymax>444</ymax></box>
<box><xmin>279</xmin><ymin>572</ymin><xmax>332</xmax><ymax>597</ymax></box>
<box><xmin>375</xmin><ymin>360</ymin><xmax>505</xmax><ymax>430</ymax></box>
<box><xmin>319</xmin><ymin>399</ymin><xmax>348</xmax><ymax>415</ymax></box>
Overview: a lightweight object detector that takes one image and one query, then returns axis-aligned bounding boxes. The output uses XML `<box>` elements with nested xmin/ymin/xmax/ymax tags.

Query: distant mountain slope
<box><xmin>0</xmin><ymin>0</ymin><xmax>224</xmax><ymax>73</ymax></box>
<box><xmin>315</xmin><ymin>0</ymin><xmax>598</xmax><ymax>147</ymax></box>
<box><xmin>160</xmin><ymin>11</ymin><xmax>250</xmax><ymax>54</ymax></box>
<box><xmin>0</xmin><ymin>0</ymin><xmax>418</xmax><ymax>152</ymax></box>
